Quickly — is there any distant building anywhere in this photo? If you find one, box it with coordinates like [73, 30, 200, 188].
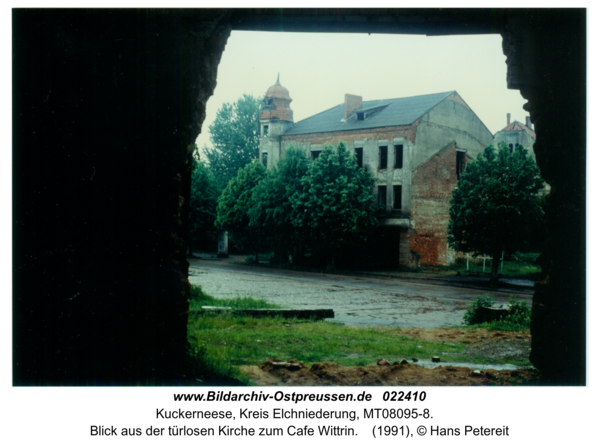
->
[494, 113, 549, 195]
[493, 113, 536, 152]
[258, 77, 494, 267]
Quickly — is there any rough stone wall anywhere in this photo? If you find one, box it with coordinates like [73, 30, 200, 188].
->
[501, 10, 586, 385]
[13, 9, 231, 384]
[408, 143, 460, 266]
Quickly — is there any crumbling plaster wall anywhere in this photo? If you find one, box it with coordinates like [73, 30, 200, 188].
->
[414, 97, 493, 168]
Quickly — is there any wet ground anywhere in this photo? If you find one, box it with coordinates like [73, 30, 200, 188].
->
[188, 257, 532, 328]
[240, 328, 535, 386]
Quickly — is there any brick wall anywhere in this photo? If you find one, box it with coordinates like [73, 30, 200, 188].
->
[260, 97, 293, 121]
[281, 123, 417, 147]
[409, 143, 460, 266]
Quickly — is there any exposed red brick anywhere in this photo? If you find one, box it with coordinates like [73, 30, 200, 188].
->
[409, 143, 462, 266]
[281, 123, 417, 147]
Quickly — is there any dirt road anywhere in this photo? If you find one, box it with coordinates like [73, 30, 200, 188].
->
[188, 258, 532, 328]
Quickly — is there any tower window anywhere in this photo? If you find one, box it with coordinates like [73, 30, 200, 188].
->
[355, 147, 363, 168]
[393, 185, 402, 209]
[262, 152, 268, 167]
[456, 151, 466, 178]
[378, 185, 386, 208]
[263, 125, 269, 136]
[379, 146, 388, 169]
[394, 144, 403, 169]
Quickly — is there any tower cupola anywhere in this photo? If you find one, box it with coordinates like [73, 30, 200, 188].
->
[261, 74, 293, 122]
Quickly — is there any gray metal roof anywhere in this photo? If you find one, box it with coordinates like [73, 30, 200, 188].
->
[283, 91, 455, 136]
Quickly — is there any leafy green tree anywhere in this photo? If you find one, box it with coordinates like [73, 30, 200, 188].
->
[447, 142, 545, 287]
[188, 157, 219, 255]
[291, 141, 379, 268]
[203, 94, 262, 191]
[249, 146, 310, 262]
[215, 160, 268, 257]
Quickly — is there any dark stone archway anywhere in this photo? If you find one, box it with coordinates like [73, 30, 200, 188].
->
[13, 9, 233, 384]
[501, 11, 586, 385]
[13, 8, 585, 385]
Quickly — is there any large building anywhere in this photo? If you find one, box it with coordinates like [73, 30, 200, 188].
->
[259, 78, 494, 267]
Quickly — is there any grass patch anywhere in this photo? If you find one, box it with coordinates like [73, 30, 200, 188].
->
[186, 286, 284, 383]
[188, 314, 467, 369]
[189, 285, 281, 311]
[187, 286, 531, 383]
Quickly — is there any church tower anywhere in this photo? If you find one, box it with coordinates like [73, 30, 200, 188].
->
[259, 74, 294, 169]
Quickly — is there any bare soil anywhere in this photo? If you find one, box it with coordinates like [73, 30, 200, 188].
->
[240, 327, 536, 386]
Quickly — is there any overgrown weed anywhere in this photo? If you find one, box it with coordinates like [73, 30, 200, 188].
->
[462, 295, 531, 331]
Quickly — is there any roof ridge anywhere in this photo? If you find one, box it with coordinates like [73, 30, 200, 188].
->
[498, 120, 536, 139]
[283, 91, 460, 136]
[361, 91, 455, 105]
[450, 91, 493, 136]
[296, 91, 456, 124]
[411, 90, 456, 124]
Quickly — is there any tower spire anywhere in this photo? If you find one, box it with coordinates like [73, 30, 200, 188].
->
[276, 72, 280, 85]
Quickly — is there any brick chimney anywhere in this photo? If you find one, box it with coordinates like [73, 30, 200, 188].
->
[507, 113, 511, 127]
[526, 116, 532, 129]
[344, 94, 363, 119]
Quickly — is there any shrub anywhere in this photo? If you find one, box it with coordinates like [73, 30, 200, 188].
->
[493, 297, 531, 330]
[462, 295, 495, 325]
[463, 295, 531, 331]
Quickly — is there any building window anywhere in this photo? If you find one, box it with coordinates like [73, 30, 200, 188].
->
[262, 152, 268, 167]
[393, 185, 402, 210]
[378, 185, 386, 208]
[357, 112, 364, 120]
[379, 146, 388, 169]
[509, 143, 514, 153]
[263, 125, 269, 136]
[311, 150, 321, 160]
[456, 151, 466, 178]
[394, 144, 403, 169]
[355, 147, 363, 168]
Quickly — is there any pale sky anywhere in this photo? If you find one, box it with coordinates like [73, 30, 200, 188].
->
[195, 30, 529, 154]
